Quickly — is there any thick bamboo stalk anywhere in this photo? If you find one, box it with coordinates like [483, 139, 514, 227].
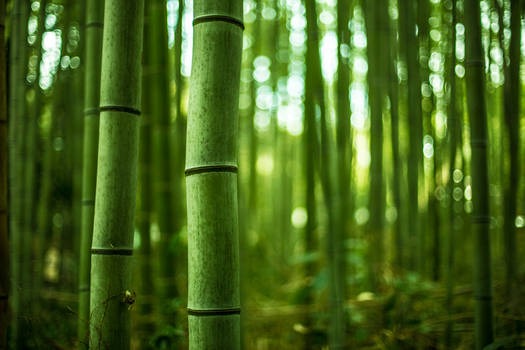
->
[78, 0, 104, 346]
[89, 0, 144, 348]
[464, 0, 494, 347]
[186, 0, 243, 347]
[0, 0, 7, 347]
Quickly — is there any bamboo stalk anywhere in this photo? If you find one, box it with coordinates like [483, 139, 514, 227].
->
[464, 0, 494, 347]
[89, 0, 144, 348]
[78, 0, 104, 346]
[186, 0, 243, 347]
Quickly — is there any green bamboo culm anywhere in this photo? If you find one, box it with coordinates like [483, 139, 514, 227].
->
[445, 1, 458, 347]
[144, 0, 178, 321]
[137, 46, 155, 347]
[502, 0, 521, 304]
[89, 0, 144, 348]
[78, 0, 104, 346]
[186, 0, 243, 348]
[464, 0, 494, 348]
[8, 0, 29, 348]
[0, 0, 7, 346]
[398, 0, 422, 271]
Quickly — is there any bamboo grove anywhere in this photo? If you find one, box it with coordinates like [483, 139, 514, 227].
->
[0, 0, 524, 349]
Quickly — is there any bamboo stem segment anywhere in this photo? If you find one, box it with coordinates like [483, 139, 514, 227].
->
[89, 0, 145, 348]
[186, 0, 243, 348]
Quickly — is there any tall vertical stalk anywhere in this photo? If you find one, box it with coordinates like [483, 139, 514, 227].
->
[502, 0, 521, 303]
[464, 0, 494, 347]
[386, 1, 402, 269]
[0, 0, 7, 346]
[137, 31, 155, 345]
[78, 0, 104, 346]
[445, 2, 457, 347]
[8, 0, 29, 347]
[363, 0, 385, 290]
[304, 0, 345, 346]
[398, 0, 422, 270]
[335, 0, 351, 292]
[89, 0, 144, 348]
[186, 0, 243, 348]
[146, 0, 178, 320]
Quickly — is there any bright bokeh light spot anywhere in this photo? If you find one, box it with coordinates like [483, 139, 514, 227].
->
[321, 31, 338, 81]
[257, 154, 274, 176]
[290, 14, 306, 31]
[42, 31, 59, 50]
[319, 11, 334, 25]
[291, 207, 307, 229]
[353, 56, 368, 75]
[386, 207, 397, 223]
[262, 7, 276, 20]
[464, 185, 472, 201]
[352, 31, 367, 49]
[515, 216, 525, 228]
[256, 86, 275, 110]
[45, 14, 57, 30]
[423, 135, 434, 158]
[453, 169, 463, 183]
[290, 31, 306, 47]
[255, 110, 271, 132]
[287, 75, 304, 98]
[355, 133, 370, 167]
[355, 207, 369, 226]
[430, 29, 441, 42]
[277, 103, 303, 136]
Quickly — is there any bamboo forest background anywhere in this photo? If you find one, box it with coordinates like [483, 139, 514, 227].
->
[1, 0, 525, 349]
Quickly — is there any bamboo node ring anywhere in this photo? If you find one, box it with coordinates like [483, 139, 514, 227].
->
[188, 307, 241, 316]
[193, 14, 245, 30]
[99, 105, 141, 116]
[185, 165, 238, 176]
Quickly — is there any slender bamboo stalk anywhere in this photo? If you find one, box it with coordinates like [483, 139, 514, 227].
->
[302, 7, 318, 347]
[145, 0, 178, 320]
[186, 0, 243, 347]
[137, 34, 155, 346]
[304, 0, 345, 346]
[464, 0, 494, 347]
[335, 0, 351, 292]
[363, 0, 385, 291]
[386, 2, 402, 270]
[398, 0, 422, 271]
[78, 0, 104, 346]
[445, 2, 457, 348]
[89, 0, 144, 348]
[502, 0, 521, 303]
[0, 0, 7, 347]
[8, 1, 29, 347]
